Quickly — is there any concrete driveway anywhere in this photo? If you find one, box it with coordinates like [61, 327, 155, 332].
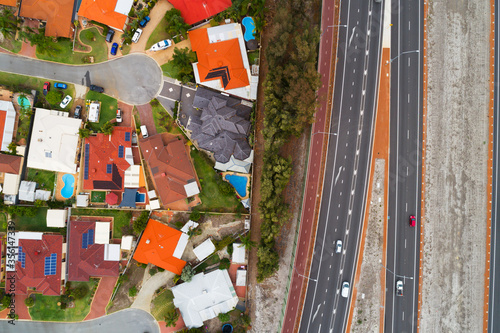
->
[0, 308, 159, 333]
[0, 53, 162, 105]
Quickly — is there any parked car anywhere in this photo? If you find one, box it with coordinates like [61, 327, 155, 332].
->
[409, 215, 416, 227]
[132, 28, 143, 43]
[140, 125, 149, 138]
[396, 280, 403, 296]
[116, 108, 122, 123]
[90, 85, 104, 93]
[43, 81, 50, 95]
[60, 95, 72, 108]
[110, 42, 118, 55]
[341, 281, 350, 298]
[54, 82, 67, 89]
[106, 28, 115, 42]
[74, 105, 82, 119]
[139, 16, 150, 27]
[335, 240, 342, 254]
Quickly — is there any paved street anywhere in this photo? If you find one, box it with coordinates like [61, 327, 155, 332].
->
[0, 53, 162, 105]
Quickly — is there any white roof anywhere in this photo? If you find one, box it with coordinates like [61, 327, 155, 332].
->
[148, 190, 157, 199]
[121, 235, 134, 251]
[18, 180, 36, 202]
[35, 189, 51, 201]
[181, 220, 199, 234]
[184, 181, 200, 197]
[88, 103, 100, 123]
[76, 194, 89, 207]
[241, 198, 250, 209]
[149, 199, 161, 210]
[236, 269, 247, 286]
[193, 239, 215, 261]
[172, 269, 238, 328]
[0, 101, 16, 152]
[232, 243, 245, 264]
[173, 233, 189, 259]
[27, 108, 82, 173]
[47, 209, 67, 228]
[214, 152, 253, 173]
[3, 173, 20, 195]
[104, 244, 121, 261]
[114, 0, 133, 15]
[17, 231, 43, 241]
[124, 164, 141, 188]
[95, 222, 110, 244]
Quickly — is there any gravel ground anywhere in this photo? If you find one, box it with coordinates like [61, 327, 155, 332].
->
[421, 0, 490, 331]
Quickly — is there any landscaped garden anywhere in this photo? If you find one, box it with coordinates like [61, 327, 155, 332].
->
[151, 99, 182, 134]
[71, 209, 132, 238]
[90, 191, 106, 203]
[13, 207, 50, 232]
[151, 289, 175, 321]
[26, 168, 56, 193]
[85, 91, 118, 132]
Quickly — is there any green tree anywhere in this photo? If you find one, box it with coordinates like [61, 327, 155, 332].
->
[218, 312, 230, 323]
[0, 8, 18, 38]
[71, 284, 89, 300]
[24, 296, 35, 307]
[171, 47, 197, 83]
[189, 209, 201, 221]
[219, 258, 230, 270]
[79, 127, 92, 139]
[164, 309, 179, 327]
[7, 142, 17, 155]
[100, 121, 115, 135]
[46, 90, 63, 106]
[181, 265, 194, 282]
[27, 28, 60, 57]
[128, 286, 137, 297]
[240, 233, 257, 250]
[133, 211, 149, 234]
[164, 8, 190, 38]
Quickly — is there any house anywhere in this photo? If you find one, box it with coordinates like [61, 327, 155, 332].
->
[139, 135, 199, 207]
[67, 219, 120, 281]
[27, 108, 82, 174]
[78, 0, 133, 32]
[133, 219, 188, 275]
[0, 0, 18, 7]
[189, 24, 258, 100]
[19, 0, 75, 38]
[83, 127, 134, 191]
[172, 269, 238, 328]
[168, 0, 231, 25]
[15, 232, 64, 296]
[0, 153, 23, 204]
[0, 101, 16, 152]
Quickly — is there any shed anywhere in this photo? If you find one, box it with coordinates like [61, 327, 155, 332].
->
[46, 209, 67, 228]
[184, 181, 200, 197]
[18, 181, 36, 202]
[232, 243, 245, 264]
[193, 239, 215, 261]
[236, 269, 247, 286]
[76, 194, 89, 207]
[149, 199, 160, 210]
[121, 235, 134, 251]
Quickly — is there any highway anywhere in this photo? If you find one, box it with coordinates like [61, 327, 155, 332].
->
[298, 0, 384, 332]
[384, 0, 423, 331]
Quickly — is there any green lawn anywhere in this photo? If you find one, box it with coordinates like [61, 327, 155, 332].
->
[26, 169, 56, 193]
[86, 91, 118, 132]
[152, 102, 182, 134]
[71, 209, 132, 238]
[91, 191, 106, 203]
[29, 280, 98, 321]
[151, 289, 175, 321]
[0, 213, 7, 230]
[121, 44, 131, 55]
[248, 50, 260, 65]
[145, 16, 172, 51]
[161, 62, 181, 80]
[190, 149, 243, 213]
[13, 207, 49, 231]
[0, 36, 22, 53]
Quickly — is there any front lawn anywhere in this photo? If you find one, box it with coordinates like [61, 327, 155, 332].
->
[151, 101, 182, 134]
[91, 191, 106, 203]
[145, 16, 172, 50]
[13, 207, 50, 232]
[26, 168, 56, 193]
[71, 209, 132, 238]
[161, 61, 181, 80]
[86, 91, 118, 132]
[29, 279, 98, 321]
[0, 36, 22, 53]
[151, 289, 175, 321]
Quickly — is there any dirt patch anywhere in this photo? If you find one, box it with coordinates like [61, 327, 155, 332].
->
[420, 0, 490, 331]
[108, 260, 146, 314]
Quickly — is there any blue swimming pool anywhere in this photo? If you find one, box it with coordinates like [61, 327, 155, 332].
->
[136, 192, 146, 203]
[61, 174, 75, 199]
[225, 174, 248, 198]
[242, 17, 256, 42]
[18, 96, 31, 109]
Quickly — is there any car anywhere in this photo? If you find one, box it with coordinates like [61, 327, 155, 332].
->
[60, 95, 72, 108]
[139, 16, 150, 27]
[43, 81, 50, 95]
[90, 85, 104, 93]
[409, 215, 416, 227]
[140, 125, 149, 138]
[341, 281, 350, 298]
[110, 42, 119, 56]
[74, 105, 82, 119]
[335, 240, 342, 254]
[396, 280, 403, 296]
[105, 28, 115, 43]
[116, 108, 122, 123]
[132, 28, 143, 43]
[54, 82, 67, 89]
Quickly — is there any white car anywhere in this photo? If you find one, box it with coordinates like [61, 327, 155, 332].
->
[150, 39, 173, 51]
[132, 28, 143, 43]
[335, 240, 342, 253]
[116, 108, 122, 123]
[60, 95, 72, 108]
[341, 281, 350, 298]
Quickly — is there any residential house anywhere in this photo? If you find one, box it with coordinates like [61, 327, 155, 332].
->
[168, 0, 231, 25]
[0, 101, 16, 152]
[0, 152, 23, 204]
[172, 269, 238, 328]
[19, 0, 75, 38]
[78, 0, 133, 32]
[139, 135, 199, 207]
[0, 0, 18, 7]
[133, 219, 188, 275]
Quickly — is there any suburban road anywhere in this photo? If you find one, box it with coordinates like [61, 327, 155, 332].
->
[298, 0, 384, 332]
[0, 308, 159, 333]
[384, 0, 423, 330]
[0, 53, 162, 105]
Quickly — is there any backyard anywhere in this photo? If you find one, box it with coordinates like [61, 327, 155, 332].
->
[13, 207, 57, 232]
[151, 289, 175, 321]
[151, 101, 182, 134]
[26, 168, 56, 193]
[86, 91, 118, 131]
[71, 208, 132, 238]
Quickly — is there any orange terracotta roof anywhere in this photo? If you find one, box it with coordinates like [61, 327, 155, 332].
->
[0, 0, 17, 7]
[78, 0, 128, 31]
[189, 28, 249, 90]
[168, 0, 231, 25]
[0, 153, 22, 174]
[133, 219, 186, 275]
[0, 109, 6, 150]
[20, 0, 74, 38]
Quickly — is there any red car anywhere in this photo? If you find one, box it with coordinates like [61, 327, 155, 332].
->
[409, 215, 416, 227]
[43, 82, 50, 96]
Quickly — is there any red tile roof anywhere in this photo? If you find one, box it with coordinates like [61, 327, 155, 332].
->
[0, 108, 6, 150]
[15, 234, 63, 296]
[168, 0, 231, 25]
[133, 219, 186, 274]
[67, 220, 119, 281]
[140, 135, 197, 206]
[0, 0, 18, 6]
[189, 28, 249, 90]
[0, 153, 22, 174]
[84, 127, 133, 191]
[19, 0, 74, 38]
[78, 0, 129, 31]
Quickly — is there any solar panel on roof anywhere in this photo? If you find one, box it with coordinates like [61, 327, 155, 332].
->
[44, 253, 57, 276]
[82, 233, 88, 249]
[106, 164, 112, 174]
[125, 132, 131, 141]
[84, 144, 90, 180]
[118, 145, 124, 158]
[88, 229, 94, 245]
[18, 246, 25, 268]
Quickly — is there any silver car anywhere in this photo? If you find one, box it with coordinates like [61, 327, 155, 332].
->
[335, 240, 342, 253]
[341, 281, 350, 298]
[60, 95, 72, 108]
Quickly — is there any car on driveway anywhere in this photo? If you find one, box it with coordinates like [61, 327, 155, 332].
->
[139, 16, 150, 27]
[335, 240, 342, 254]
[111, 42, 118, 55]
[396, 280, 404, 296]
[43, 81, 50, 95]
[54, 82, 67, 89]
[132, 28, 143, 43]
[116, 108, 122, 123]
[60, 95, 72, 108]
[106, 29, 115, 42]
[341, 281, 350, 298]
[90, 85, 104, 93]
[409, 215, 416, 227]
[74, 105, 81, 118]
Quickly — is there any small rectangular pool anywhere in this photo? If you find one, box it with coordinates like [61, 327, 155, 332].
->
[136, 192, 146, 203]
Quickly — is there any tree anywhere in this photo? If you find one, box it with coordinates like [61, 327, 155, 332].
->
[164, 309, 179, 327]
[79, 127, 92, 139]
[27, 28, 60, 57]
[133, 211, 149, 234]
[164, 9, 190, 38]
[171, 47, 197, 83]
[24, 296, 34, 307]
[71, 284, 89, 300]
[0, 8, 18, 38]
[181, 265, 194, 282]
[100, 121, 115, 135]
[240, 233, 257, 250]
[189, 209, 201, 221]
[219, 258, 230, 270]
[46, 90, 63, 106]
[7, 142, 17, 155]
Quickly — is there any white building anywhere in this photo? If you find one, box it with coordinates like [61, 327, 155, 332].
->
[0, 101, 16, 152]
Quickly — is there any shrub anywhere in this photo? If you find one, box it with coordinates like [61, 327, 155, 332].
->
[227, 243, 234, 256]
[71, 284, 89, 300]
[24, 295, 34, 308]
[128, 286, 138, 297]
[133, 211, 149, 234]
[219, 258, 230, 270]
[214, 236, 233, 251]
[189, 210, 201, 221]
[157, 267, 165, 272]
[149, 268, 157, 276]
[181, 265, 194, 282]
[218, 312, 230, 323]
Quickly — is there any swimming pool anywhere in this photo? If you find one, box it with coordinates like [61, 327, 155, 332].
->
[61, 174, 75, 199]
[225, 174, 248, 198]
[136, 192, 146, 203]
[242, 17, 256, 42]
[18, 96, 31, 109]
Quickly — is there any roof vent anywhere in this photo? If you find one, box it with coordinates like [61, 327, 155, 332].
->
[145, 239, 150, 244]
[161, 173, 166, 177]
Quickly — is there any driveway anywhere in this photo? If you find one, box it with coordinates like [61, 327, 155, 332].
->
[0, 53, 162, 105]
[0, 308, 159, 333]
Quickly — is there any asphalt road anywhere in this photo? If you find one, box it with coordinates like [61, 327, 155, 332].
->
[384, 0, 423, 331]
[298, 0, 384, 332]
[0, 53, 162, 105]
[0, 308, 159, 333]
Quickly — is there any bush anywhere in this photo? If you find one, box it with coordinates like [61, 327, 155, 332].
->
[227, 243, 234, 256]
[189, 210, 201, 221]
[149, 268, 158, 276]
[157, 267, 165, 272]
[214, 236, 233, 251]
[133, 211, 149, 234]
[218, 312, 230, 323]
[71, 284, 89, 300]
[218, 180, 234, 195]
[128, 286, 138, 297]
[24, 296, 34, 307]
[219, 258, 230, 270]
[181, 265, 194, 282]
